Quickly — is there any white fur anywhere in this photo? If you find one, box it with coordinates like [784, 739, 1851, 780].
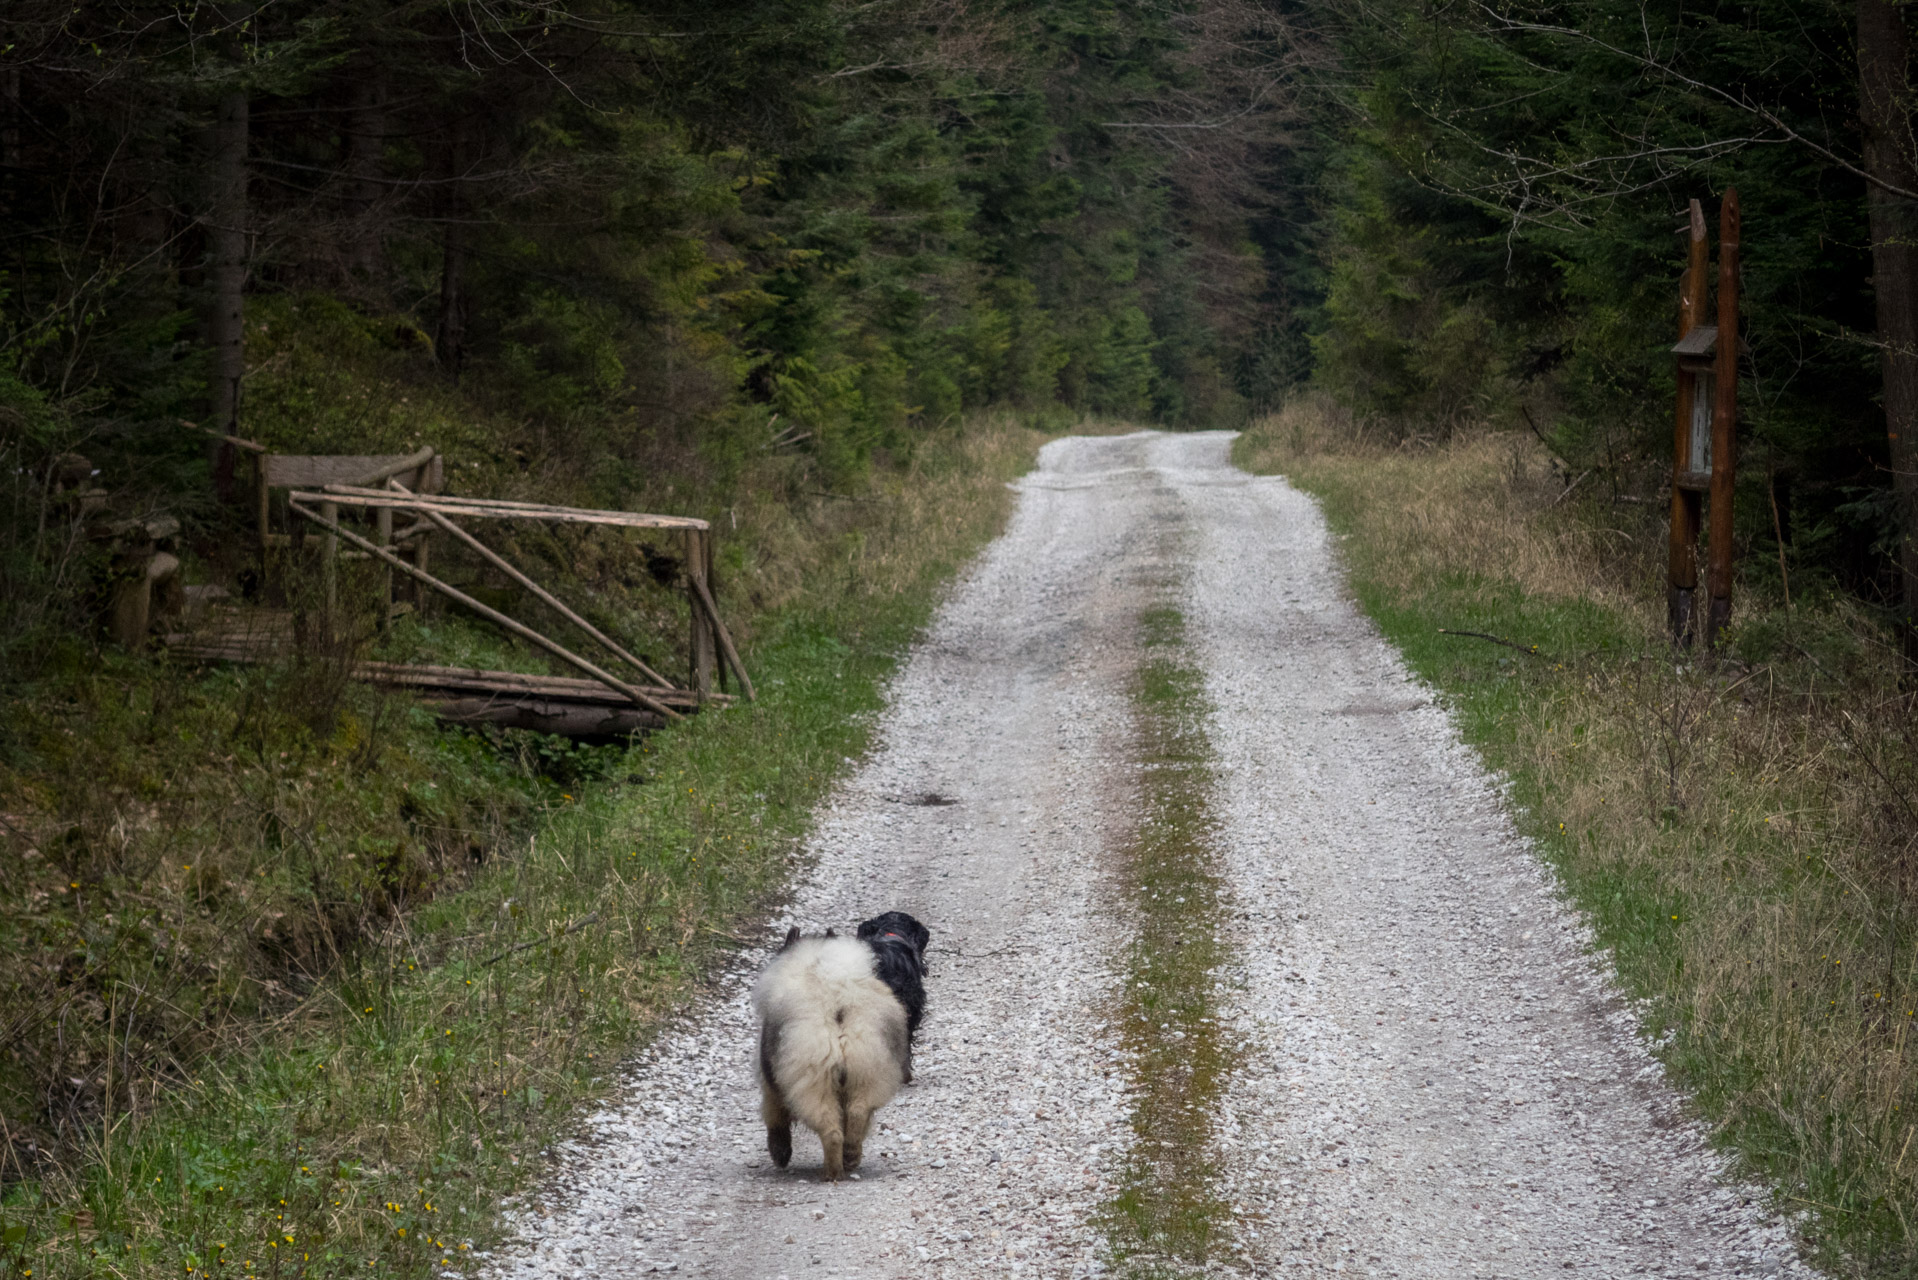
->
[753, 936, 908, 1178]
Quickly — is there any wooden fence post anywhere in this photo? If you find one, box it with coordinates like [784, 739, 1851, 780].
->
[1668, 199, 1709, 646]
[320, 498, 339, 617]
[1706, 189, 1741, 648]
[685, 527, 715, 700]
[375, 502, 394, 624]
[255, 452, 272, 590]
[705, 528, 725, 694]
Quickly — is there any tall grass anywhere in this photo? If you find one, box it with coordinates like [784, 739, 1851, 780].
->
[0, 416, 1043, 1279]
[1237, 395, 1918, 1277]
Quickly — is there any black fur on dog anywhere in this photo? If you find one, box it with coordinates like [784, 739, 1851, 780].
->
[856, 911, 930, 1078]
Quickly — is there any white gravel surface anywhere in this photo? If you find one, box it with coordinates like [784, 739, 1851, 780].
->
[480, 431, 1818, 1280]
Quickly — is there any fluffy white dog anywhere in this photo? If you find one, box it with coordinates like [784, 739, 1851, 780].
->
[752, 924, 918, 1180]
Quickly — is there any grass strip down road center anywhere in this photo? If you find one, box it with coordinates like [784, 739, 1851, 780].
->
[1103, 602, 1236, 1274]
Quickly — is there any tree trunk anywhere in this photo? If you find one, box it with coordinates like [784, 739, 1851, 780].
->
[207, 88, 249, 493]
[345, 70, 386, 278]
[1668, 199, 1708, 646]
[1859, 0, 1918, 667]
[435, 117, 467, 377]
[1, 69, 19, 220]
[1706, 190, 1741, 648]
[437, 219, 466, 376]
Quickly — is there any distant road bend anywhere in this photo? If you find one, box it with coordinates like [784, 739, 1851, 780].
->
[485, 432, 1814, 1280]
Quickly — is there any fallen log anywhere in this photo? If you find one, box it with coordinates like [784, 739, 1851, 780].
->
[159, 642, 719, 710]
[423, 696, 665, 737]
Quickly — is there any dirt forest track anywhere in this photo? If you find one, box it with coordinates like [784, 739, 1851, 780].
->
[481, 432, 1817, 1280]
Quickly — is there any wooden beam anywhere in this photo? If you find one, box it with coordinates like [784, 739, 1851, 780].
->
[196, 424, 269, 453]
[310, 486, 708, 531]
[287, 499, 683, 721]
[375, 499, 394, 616]
[320, 499, 339, 614]
[1668, 197, 1709, 647]
[684, 527, 715, 699]
[161, 643, 714, 708]
[688, 571, 756, 701]
[265, 452, 441, 491]
[256, 452, 271, 583]
[354, 661, 706, 706]
[347, 447, 436, 489]
[1707, 190, 1741, 649]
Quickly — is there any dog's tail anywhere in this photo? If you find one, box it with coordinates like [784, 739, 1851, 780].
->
[763, 994, 902, 1126]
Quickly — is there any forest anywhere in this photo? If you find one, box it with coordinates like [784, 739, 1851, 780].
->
[6, 0, 1918, 1274]
[5, 0, 1907, 659]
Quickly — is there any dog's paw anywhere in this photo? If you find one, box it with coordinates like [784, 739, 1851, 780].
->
[767, 1125, 793, 1168]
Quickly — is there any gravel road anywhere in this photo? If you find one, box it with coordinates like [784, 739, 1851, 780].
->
[482, 431, 1817, 1280]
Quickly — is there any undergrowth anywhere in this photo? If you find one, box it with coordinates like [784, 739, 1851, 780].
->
[1235, 395, 1918, 1277]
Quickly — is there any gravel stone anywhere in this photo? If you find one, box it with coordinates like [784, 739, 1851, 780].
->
[481, 431, 1821, 1280]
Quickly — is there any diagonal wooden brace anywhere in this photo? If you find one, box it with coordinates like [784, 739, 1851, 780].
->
[688, 571, 756, 702]
[384, 479, 681, 691]
[288, 499, 682, 722]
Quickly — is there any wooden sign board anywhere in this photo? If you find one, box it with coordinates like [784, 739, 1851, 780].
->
[1667, 191, 1741, 649]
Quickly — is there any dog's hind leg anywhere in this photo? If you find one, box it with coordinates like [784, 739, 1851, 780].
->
[759, 1025, 793, 1168]
[818, 1067, 848, 1181]
[818, 1122, 845, 1182]
[843, 1102, 872, 1172]
[762, 1089, 793, 1169]
[890, 1018, 913, 1086]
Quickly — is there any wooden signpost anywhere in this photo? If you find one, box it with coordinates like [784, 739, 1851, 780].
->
[1667, 189, 1741, 649]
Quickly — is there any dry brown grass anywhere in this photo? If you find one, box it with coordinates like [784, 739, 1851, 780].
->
[1238, 394, 1918, 1275]
[1238, 393, 1655, 613]
[714, 414, 1049, 635]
